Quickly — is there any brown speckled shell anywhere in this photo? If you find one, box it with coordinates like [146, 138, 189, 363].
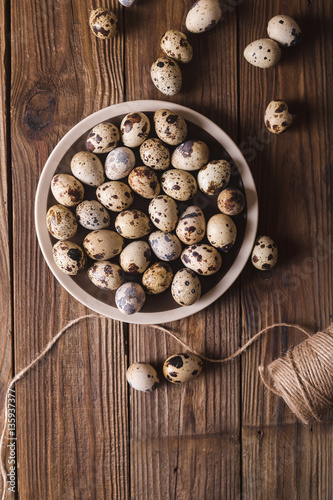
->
[88, 261, 124, 290]
[176, 206, 206, 245]
[264, 100, 292, 135]
[161, 169, 197, 201]
[46, 205, 78, 240]
[89, 8, 118, 40]
[83, 230, 124, 261]
[115, 209, 152, 239]
[163, 353, 203, 384]
[128, 166, 161, 199]
[140, 138, 170, 171]
[96, 181, 134, 212]
[171, 268, 201, 306]
[85, 122, 120, 154]
[51, 174, 84, 207]
[150, 57, 182, 96]
[171, 140, 209, 171]
[126, 362, 159, 392]
[217, 188, 245, 216]
[160, 30, 193, 64]
[52, 240, 86, 275]
[251, 235, 278, 270]
[76, 200, 110, 230]
[181, 243, 222, 276]
[142, 262, 173, 295]
[154, 109, 187, 146]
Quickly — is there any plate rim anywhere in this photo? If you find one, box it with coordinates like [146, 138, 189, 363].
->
[35, 99, 258, 325]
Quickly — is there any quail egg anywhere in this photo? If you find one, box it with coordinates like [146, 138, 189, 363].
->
[181, 243, 222, 275]
[163, 353, 203, 384]
[52, 240, 86, 275]
[140, 138, 170, 171]
[154, 109, 187, 146]
[142, 262, 173, 295]
[186, 0, 222, 34]
[88, 261, 124, 290]
[115, 209, 152, 239]
[244, 38, 281, 68]
[161, 169, 197, 201]
[115, 282, 146, 315]
[86, 122, 120, 154]
[160, 30, 193, 64]
[198, 160, 231, 196]
[171, 140, 209, 171]
[119, 241, 151, 275]
[96, 181, 134, 212]
[118, 0, 139, 5]
[128, 166, 161, 199]
[76, 200, 110, 230]
[83, 230, 124, 260]
[51, 174, 84, 207]
[126, 362, 159, 392]
[264, 100, 292, 134]
[89, 8, 118, 39]
[148, 231, 182, 261]
[251, 235, 278, 270]
[207, 214, 237, 252]
[120, 112, 150, 148]
[217, 188, 245, 216]
[105, 147, 136, 180]
[151, 57, 182, 96]
[46, 205, 78, 241]
[70, 151, 105, 187]
[148, 195, 178, 232]
[171, 268, 201, 306]
[267, 15, 301, 47]
[176, 206, 205, 245]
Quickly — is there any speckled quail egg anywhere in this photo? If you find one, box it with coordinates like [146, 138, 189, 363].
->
[267, 15, 301, 47]
[46, 205, 78, 241]
[244, 38, 281, 68]
[154, 109, 187, 146]
[86, 122, 120, 154]
[83, 230, 124, 260]
[96, 181, 134, 212]
[198, 160, 231, 196]
[148, 231, 182, 261]
[128, 166, 161, 199]
[126, 362, 159, 393]
[89, 8, 118, 39]
[140, 138, 170, 171]
[52, 241, 86, 275]
[76, 200, 110, 230]
[148, 195, 178, 232]
[118, 0, 139, 6]
[51, 174, 84, 207]
[105, 147, 136, 180]
[181, 244, 222, 275]
[120, 112, 150, 148]
[217, 188, 245, 216]
[264, 100, 292, 134]
[171, 268, 201, 306]
[115, 209, 152, 239]
[88, 261, 124, 290]
[160, 30, 193, 64]
[207, 214, 237, 252]
[70, 151, 105, 187]
[163, 353, 203, 384]
[119, 241, 151, 275]
[186, 0, 222, 34]
[161, 169, 197, 201]
[176, 206, 205, 245]
[142, 262, 173, 295]
[172, 140, 209, 171]
[115, 282, 146, 315]
[151, 57, 182, 96]
[251, 235, 278, 270]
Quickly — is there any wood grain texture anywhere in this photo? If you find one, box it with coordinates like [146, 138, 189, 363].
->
[239, 1, 333, 498]
[125, 2, 241, 498]
[10, 0, 128, 498]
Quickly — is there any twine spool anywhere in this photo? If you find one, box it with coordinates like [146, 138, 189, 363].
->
[1, 316, 333, 499]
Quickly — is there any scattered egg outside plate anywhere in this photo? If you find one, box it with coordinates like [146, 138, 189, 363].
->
[35, 100, 258, 325]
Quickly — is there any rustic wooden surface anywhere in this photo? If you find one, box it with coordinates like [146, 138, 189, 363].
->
[0, 0, 332, 499]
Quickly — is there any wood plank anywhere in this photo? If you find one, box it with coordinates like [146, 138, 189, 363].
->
[239, 0, 333, 498]
[125, 2, 241, 498]
[10, 0, 128, 498]
[0, 0, 14, 498]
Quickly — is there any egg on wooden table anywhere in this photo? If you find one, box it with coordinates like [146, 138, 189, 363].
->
[161, 169, 197, 201]
[89, 8, 118, 39]
[207, 214, 237, 252]
[160, 30, 193, 64]
[46, 205, 78, 241]
[217, 188, 245, 216]
[70, 151, 105, 187]
[140, 138, 170, 171]
[142, 262, 173, 295]
[96, 181, 134, 212]
[126, 362, 159, 392]
[83, 230, 124, 260]
[119, 240, 151, 275]
[148, 231, 182, 261]
[85, 122, 120, 154]
[251, 235, 278, 270]
[120, 112, 150, 148]
[171, 268, 201, 306]
[115, 282, 146, 315]
[267, 15, 301, 47]
[148, 195, 179, 232]
[171, 140, 209, 171]
[163, 353, 203, 384]
[75, 200, 110, 230]
[52, 240, 87, 275]
[264, 100, 292, 134]
[181, 243, 222, 275]
[176, 206, 206, 245]
[197, 159, 231, 196]
[244, 39, 281, 68]
[186, 0, 222, 34]
[118, 0, 139, 6]
[51, 174, 84, 207]
[151, 57, 182, 96]
[154, 109, 187, 146]
[128, 166, 161, 199]
[115, 209, 152, 239]
[105, 147, 136, 180]
[88, 261, 124, 290]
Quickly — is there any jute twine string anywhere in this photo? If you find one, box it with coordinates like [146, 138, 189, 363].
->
[1, 315, 333, 499]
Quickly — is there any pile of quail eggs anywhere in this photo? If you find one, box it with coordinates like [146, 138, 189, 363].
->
[47, 108, 251, 316]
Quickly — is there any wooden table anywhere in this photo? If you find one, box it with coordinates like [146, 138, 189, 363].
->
[1, 0, 332, 498]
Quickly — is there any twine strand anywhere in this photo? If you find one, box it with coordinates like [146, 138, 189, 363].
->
[1, 315, 333, 500]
